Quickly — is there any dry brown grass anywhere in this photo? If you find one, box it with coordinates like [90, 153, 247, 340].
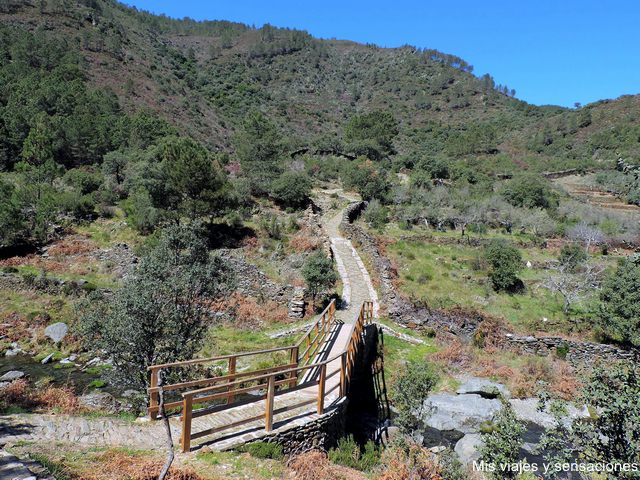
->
[212, 292, 290, 328]
[289, 229, 322, 253]
[47, 236, 97, 257]
[374, 445, 442, 480]
[286, 451, 367, 480]
[430, 339, 474, 369]
[77, 451, 204, 480]
[0, 379, 79, 413]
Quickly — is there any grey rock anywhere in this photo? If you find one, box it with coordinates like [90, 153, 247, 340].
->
[5, 348, 21, 357]
[421, 393, 502, 434]
[456, 377, 511, 399]
[0, 370, 25, 381]
[41, 353, 54, 364]
[78, 392, 120, 412]
[454, 433, 483, 465]
[44, 322, 68, 343]
[509, 398, 588, 429]
[121, 389, 141, 398]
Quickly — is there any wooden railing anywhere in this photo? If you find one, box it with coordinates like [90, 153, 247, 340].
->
[147, 299, 374, 452]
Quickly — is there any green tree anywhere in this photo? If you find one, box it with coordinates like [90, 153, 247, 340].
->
[558, 243, 588, 272]
[479, 404, 525, 480]
[79, 224, 233, 389]
[598, 256, 640, 346]
[344, 110, 398, 161]
[0, 179, 26, 247]
[269, 171, 312, 210]
[341, 157, 390, 201]
[234, 111, 283, 195]
[484, 240, 523, 292]
[501, 174, 557, 209]
[391, 360, 439, 434]
[301, 251, 337, 306]
[21, 115, 56, 166]
[158, 136, 228, 220]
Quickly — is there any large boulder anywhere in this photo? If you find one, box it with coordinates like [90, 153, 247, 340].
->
[421, 393, 502, 434]
[454, 433, 483, 465]
[44, 322, 68, 343]
[0, 370, 25, 382]
[456, 377, 511, 399]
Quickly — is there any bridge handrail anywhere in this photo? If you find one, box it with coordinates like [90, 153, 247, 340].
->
[149, 299, 374, 452]
[147, 299, 338, 419]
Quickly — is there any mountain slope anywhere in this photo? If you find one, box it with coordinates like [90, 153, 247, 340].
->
[0, 0, 638, 174]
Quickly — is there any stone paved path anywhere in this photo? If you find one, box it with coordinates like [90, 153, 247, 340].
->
[0, 197, 378, 455]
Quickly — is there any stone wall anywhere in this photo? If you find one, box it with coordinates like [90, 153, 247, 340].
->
[503, 333, 639, 365]
[340, 201, 640, 365]
[241, 399, 348, 454]
[217, 249, 295, 306]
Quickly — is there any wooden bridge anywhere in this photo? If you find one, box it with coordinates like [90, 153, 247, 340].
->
[147, 299, 375, 452]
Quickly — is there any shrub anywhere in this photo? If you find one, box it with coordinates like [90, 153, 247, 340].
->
[364, 199, 389, 230]
[302, 251, 338, 305]
[270, 171, 312, 209]
[479, 403, 524, 479]
[327, 436, 380, 471]
[238, 441, 284, 460]
[484, 240, 523, 292]
[391, 360, 439, 433]
[598, 256, 640, 347]
[501, 174, 557, 209]
[558, 243, 587, 271]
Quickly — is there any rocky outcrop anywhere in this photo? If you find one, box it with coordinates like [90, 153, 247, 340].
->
[44, 322, 68, 343]
[421, 393, 502, 435]
[456, 377, 511, 399]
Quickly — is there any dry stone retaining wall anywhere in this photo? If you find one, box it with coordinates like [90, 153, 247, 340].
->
[240, 399, 348, 454]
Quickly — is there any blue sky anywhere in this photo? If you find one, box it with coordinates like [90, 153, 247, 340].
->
[123, 0, 639, 107]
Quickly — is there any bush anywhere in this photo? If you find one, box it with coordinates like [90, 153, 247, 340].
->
[269, 171, 312, 209]
[302, 251, 338, 305]
[484, 240, 523, 292]
[364, 199, 388, 230]
[501, 174, 557, 209]
[598, 256, 640, 346]
[479, 403, 524, 479]
[238, 441, 284, 460]
[558, 243, 587, 271]
[391, 360, 439, 433]
[327, 436, 380, 471]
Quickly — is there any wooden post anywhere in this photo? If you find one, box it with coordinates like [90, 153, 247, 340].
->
[149, 367, 159, 420]
[305, 335, 311, 362]
[227, 356, 236, 404]
[317, 363, 326, 414]
[265, 375, 275, 432]
[340, 352, 347, 397]
[289, 347, 299, 388]
[181, 395, 193, 453]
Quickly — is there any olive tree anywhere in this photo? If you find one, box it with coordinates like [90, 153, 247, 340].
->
[79, 224, 233, 389]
